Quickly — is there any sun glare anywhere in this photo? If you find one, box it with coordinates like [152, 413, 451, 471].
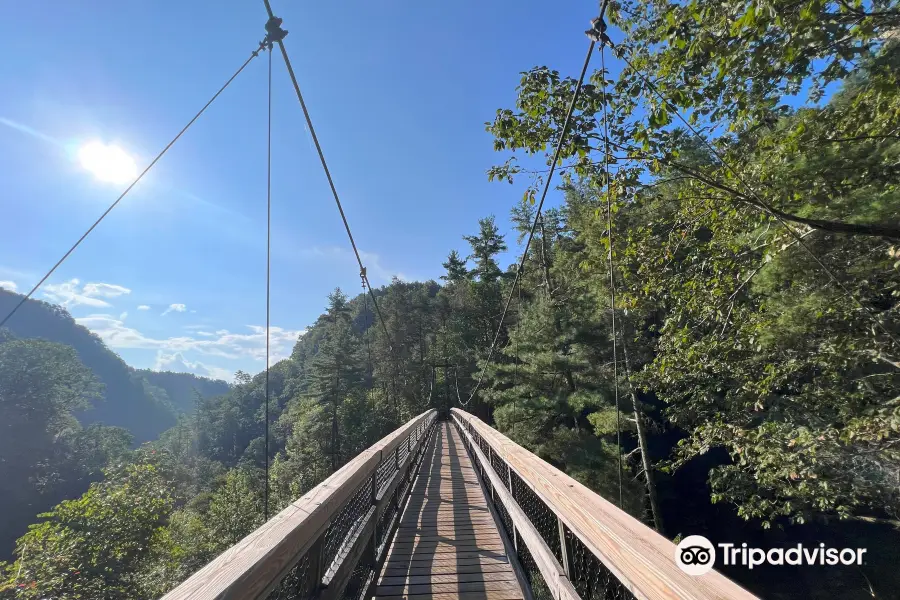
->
[77, 141, 138, 184]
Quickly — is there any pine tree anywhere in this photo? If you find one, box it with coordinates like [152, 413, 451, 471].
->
[441, 250, 469, 283]
[463, 216, 507, 282]
[305, 289, 366, 472]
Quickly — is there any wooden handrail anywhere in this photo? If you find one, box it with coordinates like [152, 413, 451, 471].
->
[453, 414, 580, 600]
[162, 409, 438, 600]
[451, 408, 757, 600]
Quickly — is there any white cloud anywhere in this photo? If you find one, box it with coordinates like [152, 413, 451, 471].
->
[153, 351, 234, 382]
[0, 116, 61, 147]
[137, 305, 150, 311]
[43, 278, 131, 308]
[119, 311, 128, 320]
[0, 280, 17, 292]
[82, 282, 131, 299]
[75, 314, 305, 364]
[161, 303, 187, 316]
[301, 246, 408, 284]
[196, 331, 215, 337]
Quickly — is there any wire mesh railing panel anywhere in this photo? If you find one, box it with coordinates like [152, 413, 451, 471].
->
[494, 493, 514, 540]
[566, 523, 635, 600]
[322, 478, 373, 570]
[517, 537, 554, 600]
[490, 449, 510, 489]
[397, 439, 411, 465]
[377, 485, 399, 549]
[341, 553, 375, 600]
[375, 451, 397, 494]
[482, 470, 494, 500]
[265, 552, 314, 600]
[510, 470, 562, 562]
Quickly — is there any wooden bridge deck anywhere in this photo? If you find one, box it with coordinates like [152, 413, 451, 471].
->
[375, 422, 525, 600]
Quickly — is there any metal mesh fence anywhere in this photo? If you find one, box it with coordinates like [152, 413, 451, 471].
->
[377, 485, 399, 549]
[267, 552, 314, 600]
[494, 493, 514, 541]
[322, 478, 373, 572]
[510, 470, 562, 562]
[341, 552, 375, 600]
[566, 525, 635, 600]
[490, 449, 510, 489]
[375, 450, 397, 494]
[517, 537, 554, 600]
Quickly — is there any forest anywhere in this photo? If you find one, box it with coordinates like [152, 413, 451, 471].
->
[1, 1, 899, 598]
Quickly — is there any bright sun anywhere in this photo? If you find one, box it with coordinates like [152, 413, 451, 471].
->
[77, 141, 138, 184]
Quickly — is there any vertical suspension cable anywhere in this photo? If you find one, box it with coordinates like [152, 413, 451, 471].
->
[264, 44, 273, 521]
[362, 276, 373, 376]
[513, 275, 521, 439]
[600, 43, 624, 510]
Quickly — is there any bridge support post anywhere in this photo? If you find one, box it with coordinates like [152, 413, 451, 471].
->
[557, 517, 574, 579]
[308, 535, 326, 598]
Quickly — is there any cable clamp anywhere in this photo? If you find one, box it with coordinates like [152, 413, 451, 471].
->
[360, 267, 368, 289]
[586, 16, 610, 46]
[263, 16, 289, 49]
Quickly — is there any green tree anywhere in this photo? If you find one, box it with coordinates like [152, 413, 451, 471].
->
[1, 461, 176, 599]
[441, 250, 470, 283]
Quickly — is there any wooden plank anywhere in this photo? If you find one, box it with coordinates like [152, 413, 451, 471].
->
[397, 519, 496, 528]
[391, 534, 502, 546]
[403, 504, 490, 510]
[379, 562, 514, 579]
[379, 572, 519, 587]
[376, 579, 523, 596]
[394, 526, 500, 538]
[399, 518, 494, 525]
[389, 541, 503, 553]
[383, 555, 509, 569]
[401, 512, 491, 520]
[452, 409, 757, 600]
[161, 410, 436, 600]
[376, 422, 524, 600]
[374, 591, 524, 600]
[385, 545, 507, 557]
[394, 526, 501, 536]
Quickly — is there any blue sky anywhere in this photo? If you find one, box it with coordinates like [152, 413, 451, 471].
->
[0, 1, 602, 381]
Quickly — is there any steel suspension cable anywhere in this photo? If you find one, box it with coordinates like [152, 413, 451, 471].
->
[0, 48, 264, 329]
[459, 33, 599, 406]
[513, 282, 521, 438]
[264, 44, 273, 522]
[609, 45, 900, 349]
[599, 43, 624, 510]
[261, 0, 395, 353]
[362, 277, 374, 376]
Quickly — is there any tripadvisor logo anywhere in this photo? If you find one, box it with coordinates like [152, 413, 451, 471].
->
[675, 535, 867, 575]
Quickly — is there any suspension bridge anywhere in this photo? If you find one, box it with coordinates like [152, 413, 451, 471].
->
[2, 0, 822, 597]
[161, 410, 755, 600]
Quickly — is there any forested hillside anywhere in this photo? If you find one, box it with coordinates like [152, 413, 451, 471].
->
[1, 2, 899, 598]
[135, 370, 230, 415]
[0, 293, 229, 557]
[0, 290, 228, 441]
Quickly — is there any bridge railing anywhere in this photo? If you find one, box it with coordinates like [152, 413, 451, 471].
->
[451, 408, 757, 600]
[163, 409, 439, 600]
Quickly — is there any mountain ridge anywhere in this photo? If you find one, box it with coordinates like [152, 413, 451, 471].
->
[0, 289, 230, 442]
